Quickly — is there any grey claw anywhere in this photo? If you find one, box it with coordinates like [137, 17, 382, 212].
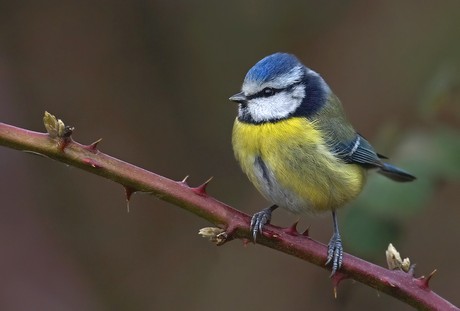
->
[326, 233, 343, 276]
[249, 208, 273, 243]
[257, 219, 262, 235]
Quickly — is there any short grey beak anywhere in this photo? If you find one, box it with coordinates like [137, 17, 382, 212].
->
[229, 92, 247, 104]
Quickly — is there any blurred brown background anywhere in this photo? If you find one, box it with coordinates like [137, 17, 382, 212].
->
[1, 1, 459, 310]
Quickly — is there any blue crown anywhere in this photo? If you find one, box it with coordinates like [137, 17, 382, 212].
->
[244, 53, 301, 83]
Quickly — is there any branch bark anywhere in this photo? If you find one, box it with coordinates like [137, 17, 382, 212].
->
[0, 119, 457, 311]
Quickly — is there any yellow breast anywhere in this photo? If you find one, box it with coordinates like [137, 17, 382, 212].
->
[232, 117, 366, 213]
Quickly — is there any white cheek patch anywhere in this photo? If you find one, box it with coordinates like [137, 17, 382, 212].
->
[247, 85, 305, 122]
[291, 84, 305, 99]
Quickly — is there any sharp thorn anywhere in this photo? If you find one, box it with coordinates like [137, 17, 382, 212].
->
[330, 271, 348, 298]
[302, 225, 310, 236]
[419, 269, 437, 289]
[85, 138, 103, 153]
[179, 175, 190, 186]
[202, 176, 213, 188]
[192, 176, 213, 196]
[124, 186, 136, 213]
[427, 269, 437, 283]
[283, 219, 299, 236]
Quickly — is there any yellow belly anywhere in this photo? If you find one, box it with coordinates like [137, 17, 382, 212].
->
[232, 117, 366, 214]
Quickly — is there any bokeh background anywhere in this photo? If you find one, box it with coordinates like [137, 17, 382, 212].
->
[1, 1, 459, 310]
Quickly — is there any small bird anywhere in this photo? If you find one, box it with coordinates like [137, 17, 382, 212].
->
[229, 52, 415, 275]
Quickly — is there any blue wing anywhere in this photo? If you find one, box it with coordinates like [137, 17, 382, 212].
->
[330, 134, 416, 182]
[331, 134, 383, 168]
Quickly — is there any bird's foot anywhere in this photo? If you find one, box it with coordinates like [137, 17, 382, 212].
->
[326, 232, 343, 276]
[250, 207, 274, 242]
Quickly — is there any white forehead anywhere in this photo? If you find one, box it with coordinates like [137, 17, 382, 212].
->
[242, 65, 306, 95]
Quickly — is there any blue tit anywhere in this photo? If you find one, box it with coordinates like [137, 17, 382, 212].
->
[229, 52, 415, 275]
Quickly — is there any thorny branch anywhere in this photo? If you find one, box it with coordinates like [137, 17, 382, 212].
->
[0, 114, 457, 311]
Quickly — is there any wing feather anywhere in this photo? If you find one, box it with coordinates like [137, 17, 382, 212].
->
[330, 134, 383, 168]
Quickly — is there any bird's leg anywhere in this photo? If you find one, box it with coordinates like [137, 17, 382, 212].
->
[250, 204, 278, 242]
[326, 210, 343, 276]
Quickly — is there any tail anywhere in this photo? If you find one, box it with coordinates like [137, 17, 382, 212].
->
[378, 163, 416, 182]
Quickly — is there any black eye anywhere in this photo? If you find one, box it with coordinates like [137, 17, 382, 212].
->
[262, 87, 275, 97]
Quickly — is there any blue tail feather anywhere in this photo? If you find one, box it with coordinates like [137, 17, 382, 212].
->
[378, 163, 416, 182]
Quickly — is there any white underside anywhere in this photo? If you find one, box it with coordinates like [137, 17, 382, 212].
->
[252, 156, 316, 215]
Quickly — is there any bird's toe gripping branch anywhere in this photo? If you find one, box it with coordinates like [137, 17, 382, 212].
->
[326, 232, 343, 277]
[249, 205, 277, 242]
[250, 210, 270, 242]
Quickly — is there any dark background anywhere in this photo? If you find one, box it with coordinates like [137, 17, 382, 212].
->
[1, 1, 459, 310]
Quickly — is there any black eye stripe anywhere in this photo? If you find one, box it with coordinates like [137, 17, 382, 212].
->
[246, 82, 302, 100]
[246, 88, 279, 100]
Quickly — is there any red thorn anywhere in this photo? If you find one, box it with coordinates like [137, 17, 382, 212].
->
[192, 177, 213, 196]
[331, 271, 348, 298]
[418, 269, 437, 289]
[282, 220, 299, 236]
[242, 238, 251, 246]
[302, 225, 311, 236]
[124, 186, 136, 213]
[82, 158, 102, 168]
[425, 269, 437, 287]
[125, 186, 135, 201]
[84, 138, 102, 153]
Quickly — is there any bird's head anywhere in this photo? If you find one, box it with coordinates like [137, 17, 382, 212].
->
[230, 52, 330, 124]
